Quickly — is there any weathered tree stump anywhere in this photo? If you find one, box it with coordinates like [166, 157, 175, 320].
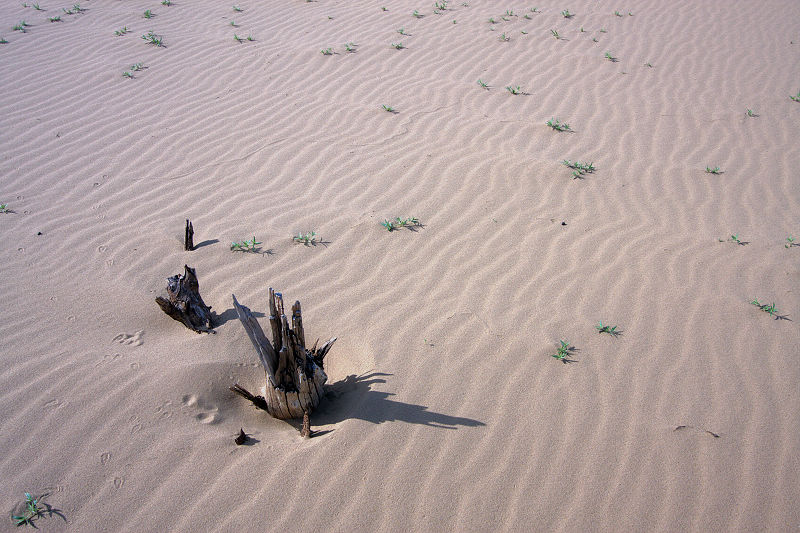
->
[230, 289, 336, 419]
[155, 265, 214, 333]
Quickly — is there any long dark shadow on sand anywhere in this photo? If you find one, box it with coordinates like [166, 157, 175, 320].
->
[314, 372, 485, 430]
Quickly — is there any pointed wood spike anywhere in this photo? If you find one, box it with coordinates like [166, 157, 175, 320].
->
[184, 219, 194, 251]
[268, 288, 281, 354]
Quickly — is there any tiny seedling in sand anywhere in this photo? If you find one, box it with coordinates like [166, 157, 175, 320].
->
[595, 321, 620, 336]
[750, 299, 778, 317]
[247, 35, 254, 41]
[592, 37, 598, 42]
[546, 118, 570, 131]
[13, 22, 28, 32]
[233, 5, 243, 11]
[562, 160, 595, 174]
[397, 28, 408, 35]
[391, 42, 404, 49]
[320, 47, 333, 55]
[382, 217, 421, 231]
[580, 26, 584, 32]
[122, 71, 134, 78]
[72, 3, 83, 12]
[530, 7, 539, 13]
[344, 42, 356, 52]
[561, 9, 573, 18]
[505, 85, 521, 95]
[114, 26, 129, 35]
[551, 340, 574, 362]
[231, 236, 261, 252]
[412, 10, 423, 18]
[600, 28, 607, 33]
[0, 203, 10, 213]
[48, 15, 60, 21]
[644, 61, 652, 67]
[499, 32, 509, 41]
[550, 29, 560, 39]
[786, 236, 796, 248]
[477, 79, 489, 89]
[789, 91, 800, 102]
[604, 51, 617, 62]
[143, 9, 153, 18]
[130, 62, 144, 71]
[505, 9, 515, 16]
[293, 231, 318, 245]
[382, 104, 396, 113]
[142, 30, 164, 46]
[0, 37, 7, 43]
[523, 14, 531, 19]
[520, 30, 528, 34]
[233, 34, 244, 42]
[32, 3, 42, 9]
[381, 6, 388, 11]
[162, 0, 172, 5]
[12, 493, 43, 527]
[614, 10, 622, 16]
[705, 166, 722, 174]
[488, 17, 497, 24]
[746, 109, 756, 117]
[722, 233, 744, 245]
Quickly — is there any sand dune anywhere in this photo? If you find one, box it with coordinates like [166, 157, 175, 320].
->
[1, 0, 799, 530]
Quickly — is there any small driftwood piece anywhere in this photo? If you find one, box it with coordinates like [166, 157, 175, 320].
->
[184, 219, 194, 251]
[230, 290, 336, 419]
[155, 265, 214, 333]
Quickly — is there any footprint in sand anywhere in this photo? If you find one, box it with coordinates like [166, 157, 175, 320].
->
[95, 353, 121, 367]
[113, 477, 124, 489]
[113, 330, 144, 346]
[100, 452, 111, 465]
[181, 394, 221, 424]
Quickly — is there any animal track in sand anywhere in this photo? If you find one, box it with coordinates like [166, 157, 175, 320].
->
[95, 353, 121, 367]
[100, 451, 111, 465]
[181, 394, 221, 424]
[44, 398, 63, 409]
[113, 330, 144, 346]
[113, 477, 125, 489]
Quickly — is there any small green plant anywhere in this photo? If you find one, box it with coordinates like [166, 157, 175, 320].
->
[381, 6, 388, 10]
[523, 13, 531, 19]
[477, 79, 489, 89]
[550, 29, 560, 39]
[72, 3, 83, 12]
[320, 47, 333, 54]
[412, 10, 423, 17]
[143, 9, 153, 18]
[595, 321, 620, 336]
[32, 3, 42, 9]
[293, 231, 318, 245]
[580, 26, 584, 32]
[397, 28, 408, 35]
[0, 203, 10, 212]
[551, 340, 574, 362]
[114, 26, 128, 35]
[435, 1, 448, 10]
[62, 7, 72, 14]
[122, 71, 134, 78]
[546, 118, 570, 131]
[12, 493, 43, 527]
[142, 30, 163, 46]
[789, 90, 800, 102]
[247, 35, 254, 41]
[382, 217, 421, 231]
[561, 160, 595, 174]
[723, 233, 744, 245]
[530, 7, 539, 13]
[231, 236, 261, 252]
[344, 42, 356, 52]
[705, 166, 722, 174]
[614, 10, 622, 16]
[0, 37, 7, 43]
[382, 104, 396, 112]
[644, 61, 652, 67]
[233, 5, 243, 11]
[233, 34, 244, 42]
[48, 15, 60, 21]
[560, 9, 573, 18]
[604, 51, 617, 61]
[499, 32, 509, 41]
[391, 42, 404, 49]
[505, 85, 521, 95]
[161, 0, 172, 5]
[599, 28, 607, 33]
[13, 22, 27, 32]
[750, 299, 778, 317]
[505, 9, 514, 16]
[488, 17, 497, 23]
[785, 236, 796, 248]
[130, 62, 144, 71]
[230, 20, 238, 26]
[745, 108, 756, 117]
[592, 37, 598, 42]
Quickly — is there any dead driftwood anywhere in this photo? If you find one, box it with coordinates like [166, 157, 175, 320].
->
[230, 289, 336, 419]
[184, 219, 194, 251]
[155, 265, 214, 333]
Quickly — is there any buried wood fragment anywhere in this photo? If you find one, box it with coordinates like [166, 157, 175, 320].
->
[155, 265, 214, 333]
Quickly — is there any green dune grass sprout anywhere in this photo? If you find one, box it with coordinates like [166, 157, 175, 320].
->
[560, 9, 573, 18]
[550, 29, 560, 39]
[561, 160, 595, 174]
[505, 85, 521, 94]
[12, 493, 43, 527]
[382, 217, 421, 231]
[48, 15, 60, 21]
[233, 5, 243, 11]
[142, 30, 163, 46]
[551, 340, 574, 362]
[705, 166, 722, 174]
[293, 231, 318, 245]
[231, 236, 261, 252]
[790, 90, 800, 102]
[477, 79, 489, 89]
[546, 118, 570, 131]
[391, 42, 404, 49]
[143, 9, 153, 18]
[595, 322, 620, 336]
[0, 203, 10, 213]
[750, 299, 778, 317]
[114, 26, 128, 35]
[785, 236, 796, 248]
[320, 47, 333, 54]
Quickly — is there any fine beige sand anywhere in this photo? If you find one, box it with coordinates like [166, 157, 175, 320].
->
[1, 0, 799, 530]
